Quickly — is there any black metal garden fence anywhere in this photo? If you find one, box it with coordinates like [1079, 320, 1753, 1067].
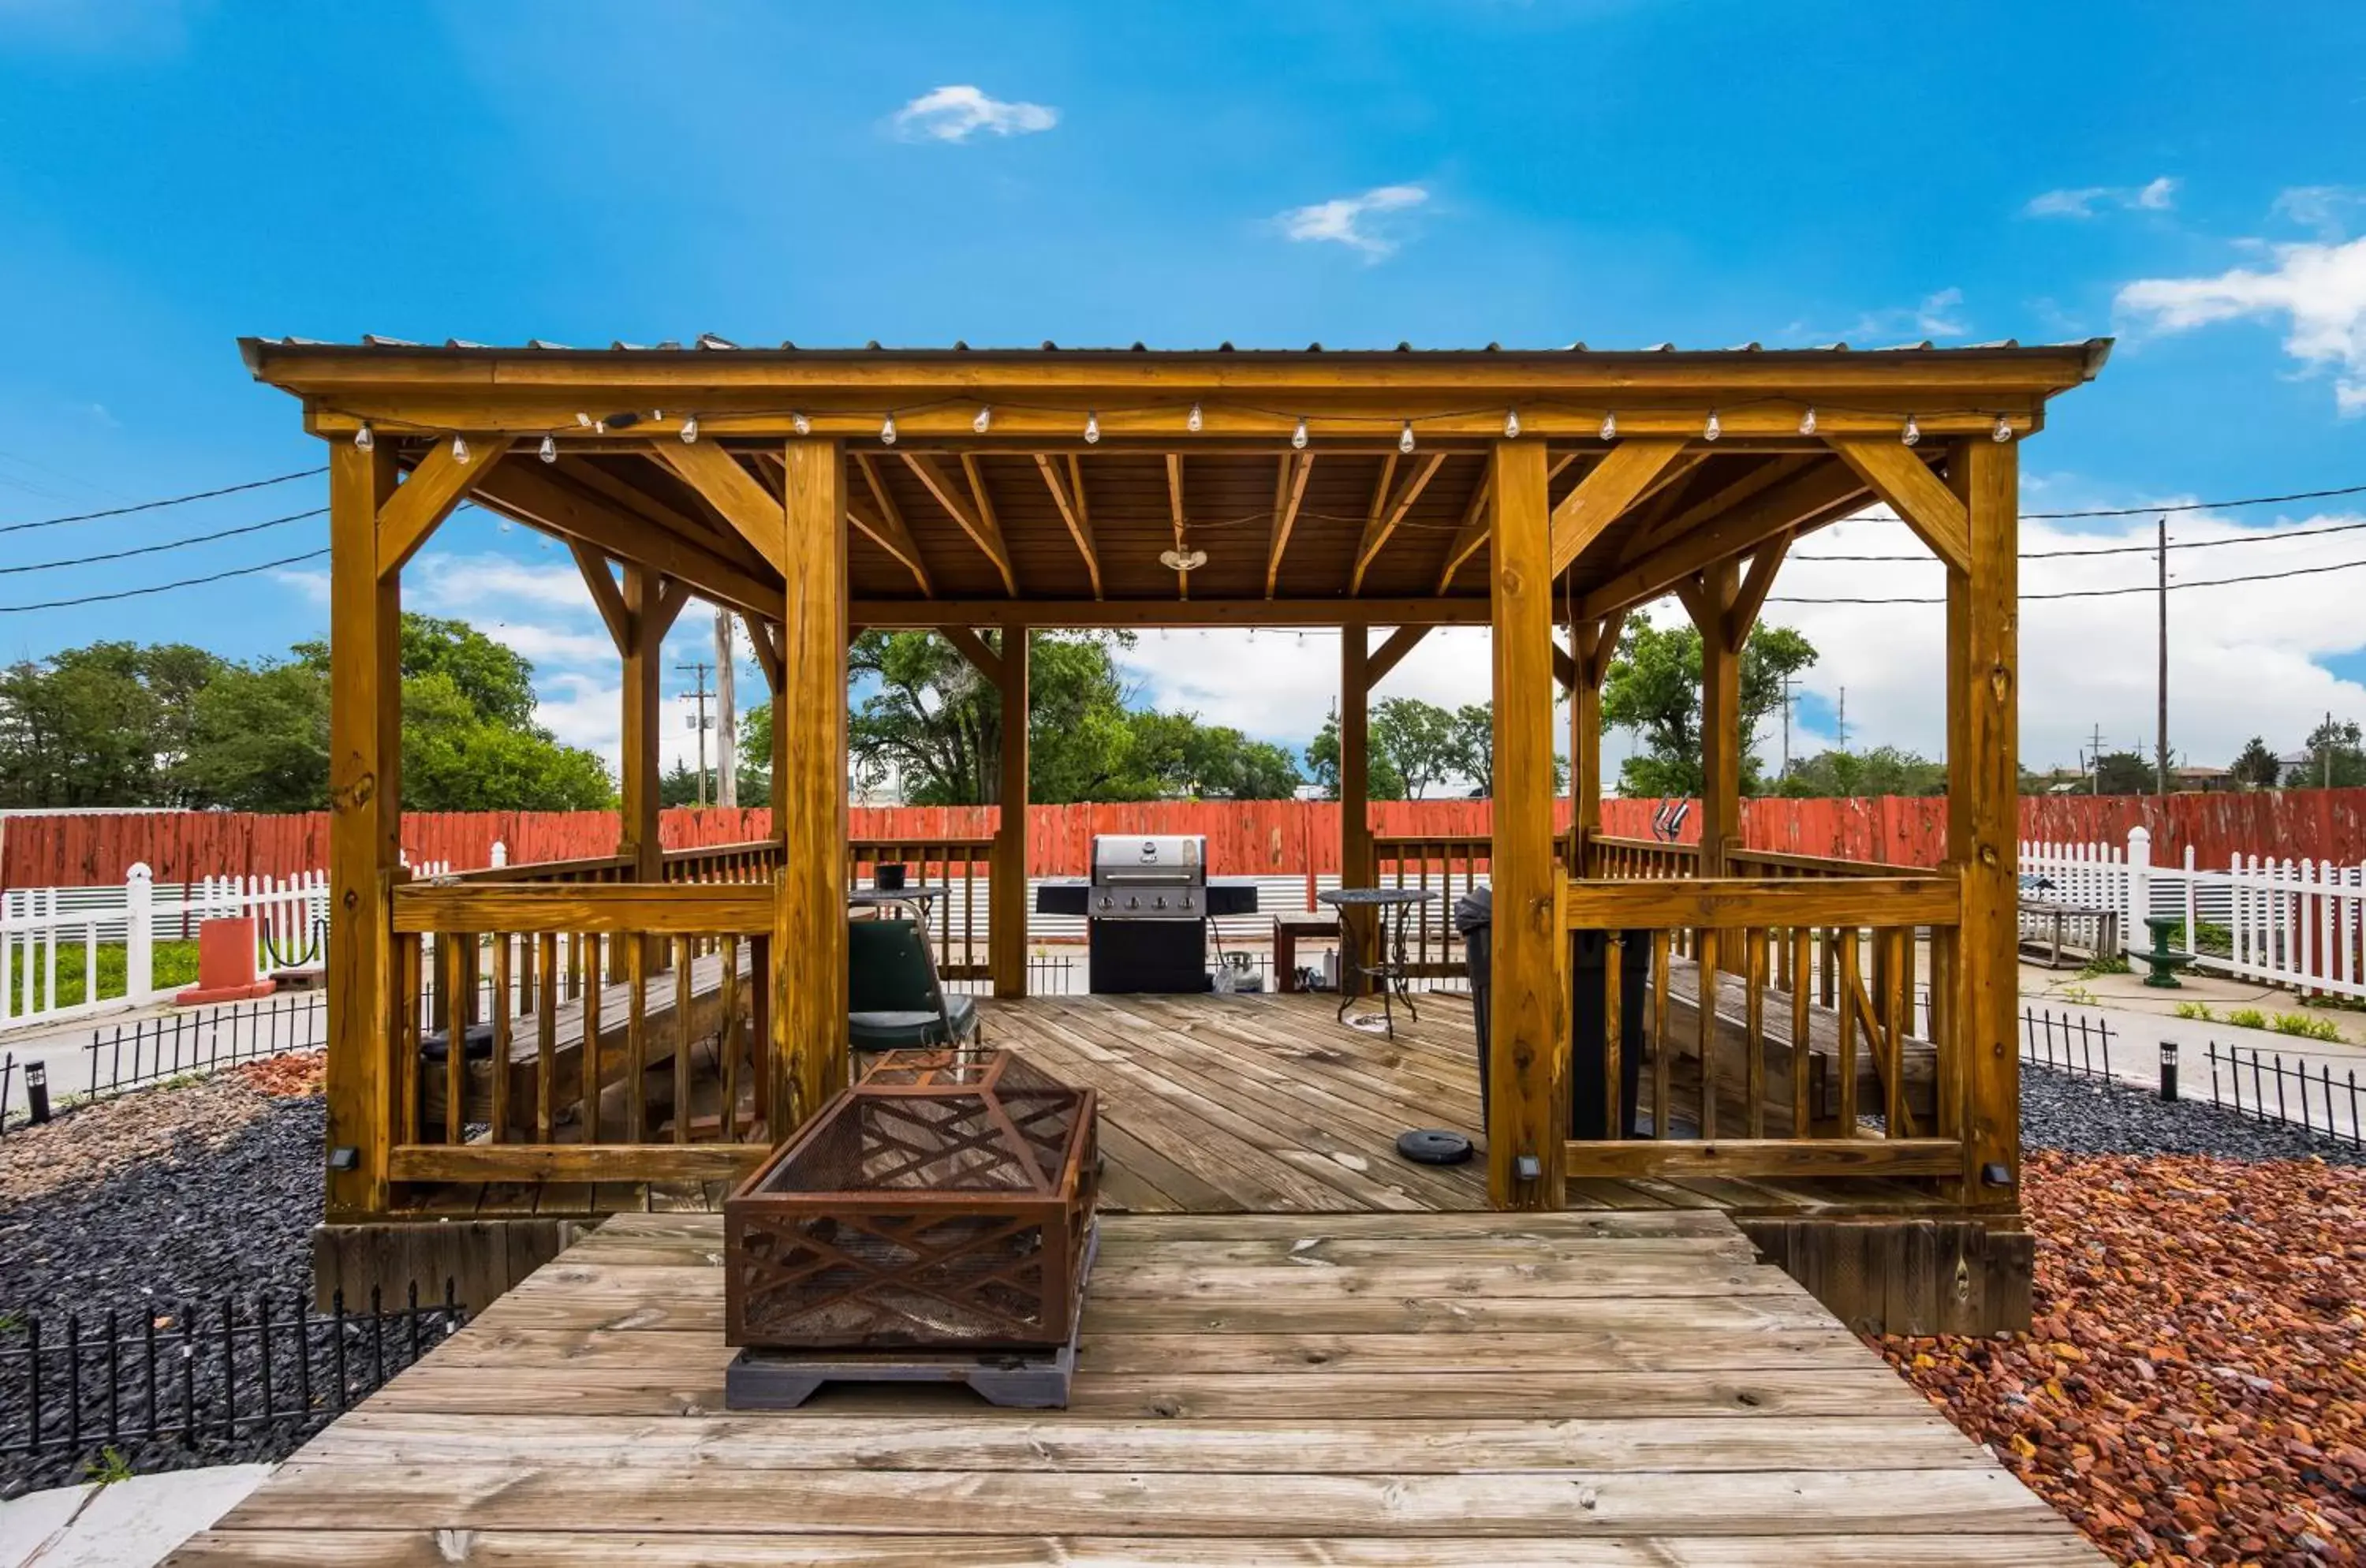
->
[2021, 1005, 2118, 1081]
[1, 1281, 465, 1467]
[2203, 1041, 2364, 1151]
[83, 992, 324, 1104]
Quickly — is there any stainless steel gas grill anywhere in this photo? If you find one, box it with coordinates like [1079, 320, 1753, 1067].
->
[1036, 834, 1259, 992]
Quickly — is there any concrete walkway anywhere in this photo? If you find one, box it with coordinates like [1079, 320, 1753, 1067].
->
[1, 1465, 273, 1568]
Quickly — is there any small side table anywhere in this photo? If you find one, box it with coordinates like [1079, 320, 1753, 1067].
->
[1272, 913, 1342, 993]
[1317, 887, 1437, 1040]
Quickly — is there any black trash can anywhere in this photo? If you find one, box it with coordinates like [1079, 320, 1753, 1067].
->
[1458, 888, 1645, 1139]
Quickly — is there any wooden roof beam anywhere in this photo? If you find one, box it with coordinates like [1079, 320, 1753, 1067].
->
[746, 617, 783, 692]
[1351, 452, 1446, 594]
[567, 541, 632, 655]
[649, 442, 788, 577]
[1366, 625, 1431, 685]
[1726, 533, 1792, 645]
[937, 625, 1004, 683]
[1035, 454, 1101, 597]
[849, 454, 935, 596]
[568, 456, 773, 581]
[376, 435, 512, 579]
[1826, 438, 1969, 571]
[853, 595, 1492, 629]
[1549, 439, 1692, 576]
[1166, 454, 1190, 600]
[468, 459, 778, 619]
[901, 452, 1018, 595]
[1574, 461, 1871, 623]
[1265, 452, 1312, 599]
[1435, 453, 1578, 592]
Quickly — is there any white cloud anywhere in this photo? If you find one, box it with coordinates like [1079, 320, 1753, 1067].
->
[1274, 185, 1429, 260]
[2117, 235, 2366, 414]
[274, 568, 329, 607]
[1814, 288, 1971, 346]
[2272, 185, 2366, 237]
[2023, 176, 2178, 219]
[892, 85, 1057, 143]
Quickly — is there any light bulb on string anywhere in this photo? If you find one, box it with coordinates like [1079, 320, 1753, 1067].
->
[1084, 411, 1101, 444]
[1398, 421, 1416, 455]
[352, 423, 374, 451]
[1992, 415, 2013, 443]
[1703, 412, 1721, 442]
[538, 435, 558, 464]
[972, 406, 992, 435]
[1901, 414, 1920, 446]
[593, 419, 607, 435]
[679, 416, 699, 444]
[1504, 409, 1521, 439]
[791, 413, 811, 436]
[1599, 412, 1617, 441]
[879, 413, 898, 446]
[575, 413, 594, 428]
[1291, 417, 1309, 450]
[451, 435, 471, 463]
[1798, 407, 1817, 436]
[1186, 402, 1204, 434]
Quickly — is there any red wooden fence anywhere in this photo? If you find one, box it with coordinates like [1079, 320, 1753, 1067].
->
[6, 790, 2364, 889]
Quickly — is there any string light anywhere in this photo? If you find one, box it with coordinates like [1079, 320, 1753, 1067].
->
[575, 413, 593, 428]
[352, 423, 374, 451]
[679, 416, 699, 444]
[1084, 411, 1101, 444]
[879, 413, 898, 446]
[792, 413, 811, 435]
[972, 406, 992, 435]
[1599, 412, 1617, 441]
[1993, 414, 2013, 443]
[1901, 414, 1920, 446]
[1291, 417, 1309, 450]
[538, 435, 558, 464]
[1398, 421, 1416, 455]
[1504, 409, 1521, 439]
[1703, 412, 1721, 442]
[593, 419, 607, 435]
[1798, 407, 1817, 436]
[1186, 402, 1204, 434]
[450, 435, 471, 463]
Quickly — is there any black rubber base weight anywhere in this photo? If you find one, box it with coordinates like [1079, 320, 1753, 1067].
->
[1395, 1128, 1475, 1165]
[726, 1224, 1097, 1411]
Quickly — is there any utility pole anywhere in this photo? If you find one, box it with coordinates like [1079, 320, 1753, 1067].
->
[1834, 686, 1848, 753]
[1779, 674, 1800, 778]
[2327, 709, 2337, 791]
[2086, 723, 2107, 795]
[676, 660, 714, 808]
[713, 611, 737, 808]
[2156, 517, 2170, 796]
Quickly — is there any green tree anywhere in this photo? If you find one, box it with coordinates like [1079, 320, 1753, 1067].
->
[175, 658, 331, 811]
[2289, 717, 2366, 788]
[2229, 735, 2280, 789]
[1775, 745, 1946, 798]
[1305, 707, 1408, 801]
[1599, 620, 1817, 797]
[1121, 712, 1304, 799]
[1371, 696, 1460, 800]
[0, 642, 223, 807]
[2090, 750, 2156, 795]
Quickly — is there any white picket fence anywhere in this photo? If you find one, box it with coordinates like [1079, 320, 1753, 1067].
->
[2021, 827, 2366, 999]
[0, 861, 449, 1032]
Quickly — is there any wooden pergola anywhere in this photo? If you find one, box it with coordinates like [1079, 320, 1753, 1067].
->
[243, 335, 2105, 1259]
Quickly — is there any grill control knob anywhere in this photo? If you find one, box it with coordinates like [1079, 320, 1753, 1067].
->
[1127, 894, 1139, 909]
[1155, 894, 1167, 909]
[1095, 893, 1112, 911]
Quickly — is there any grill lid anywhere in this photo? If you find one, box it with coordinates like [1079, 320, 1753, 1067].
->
[1092, 834, 1206, 885]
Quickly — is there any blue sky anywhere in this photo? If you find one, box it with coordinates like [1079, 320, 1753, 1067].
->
[4, 1, 2365, 779]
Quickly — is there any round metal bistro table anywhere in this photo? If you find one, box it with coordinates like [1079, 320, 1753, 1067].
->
[1316, 887, 1438, 1041]
[848, 886, 941, 942]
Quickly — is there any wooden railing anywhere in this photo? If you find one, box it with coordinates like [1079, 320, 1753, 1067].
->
[1585, 835, 1703, 880]
[385, 883, 778, 1189]
[1560, 872, 1965, 1182]
[663, 839, 784, 883]
[1372, 834, 1490, 977]
[850, 835, 995, 982]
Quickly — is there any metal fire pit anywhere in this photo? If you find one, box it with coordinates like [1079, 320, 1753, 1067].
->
[723, 1047, 1098, 1352]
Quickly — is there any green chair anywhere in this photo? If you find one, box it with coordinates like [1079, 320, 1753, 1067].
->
[847, 917, 980, 1052]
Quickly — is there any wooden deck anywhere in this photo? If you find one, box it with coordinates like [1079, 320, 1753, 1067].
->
[185, 1207, 2099, 1565]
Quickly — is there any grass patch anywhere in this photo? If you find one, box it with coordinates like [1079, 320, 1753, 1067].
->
[2077, 953, 2132, 979]
[2226, 1006, 2268, 1030]
[2, 939, 199, 1013]
[82, 1446, 133, 1484]
[2172, 1000, 2216, 1021]
[2162, 919, 2234, 958]
[2269, 1010, 2345, 1042]
[2060, 984, 2098, 1006]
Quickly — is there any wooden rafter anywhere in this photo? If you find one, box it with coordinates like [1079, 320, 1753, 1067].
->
[1034, 454, 1101, 597]
[1549, 439, 1692, 576]
[650, 442, 789, 577]
[376, 435, 512, 579]
[849, 454, 934, 596]
[1613, 454, 1814, 568]
[1573, 459, 1868, 623]
[901, 453, 1018, 595]
[468, 460, 775, 619]
[1265, 452, 1312, 599]
[937, 625, 1003, 683]
[1366, 625, 1431, 685]
[567, 541, 632, 655]
[569, 455, 772, 581]
[745, 616, 783, 692]
[1351, 452, 1446, 595]
[1726, 532, 1793, 645]
[1435, 453, 1578, 592]
[1166, 454, 1189, 600]
[854, 595, 1492, 629]
[1826, 438, 1969, 571]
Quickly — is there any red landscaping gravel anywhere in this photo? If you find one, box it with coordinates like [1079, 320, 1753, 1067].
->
[1879, 1151, 2366, 1566]
[233, 1049, 325, 1097]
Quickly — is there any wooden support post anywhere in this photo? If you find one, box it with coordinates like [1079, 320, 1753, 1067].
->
[991, 625, 1030, 998]
[1338, 622, 1374, 996]
[618, 564, 664, 885]
[1487, 440, 1566, 1210]
[1686, 560, 1743, 877]
[326, 442, 399, 1221]
[1567, 612, 1623, 875]
[1949, 439, 2020, 1208]
[774, 437, 850, 1131]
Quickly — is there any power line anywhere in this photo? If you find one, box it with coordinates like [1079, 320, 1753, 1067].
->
[1796, 515, 2366, 562]
[1771, 554, 2366, 605]
[0, 548, 328, 614]
[0, 507, 325, 577]
[0, 468, 326, 536]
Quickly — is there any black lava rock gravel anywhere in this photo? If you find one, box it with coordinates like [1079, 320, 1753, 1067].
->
[2021, 1061, 2365, 1166]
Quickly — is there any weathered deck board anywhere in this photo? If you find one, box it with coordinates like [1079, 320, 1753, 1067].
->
[180, 1210, 2099, 1566]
